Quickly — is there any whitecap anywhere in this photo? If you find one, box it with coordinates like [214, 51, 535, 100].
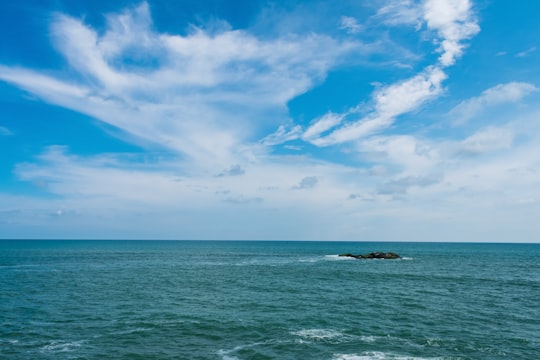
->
[217, 349, 241, 360]
[298, 256, 323, 263]
[324, 255, 356, 261]
[292, 328, 345, 341]
[294, 328, 342, 339]
[333, 353, 386, 360]
[359, 335, 377, 343]
[218, 340, 280, 360]
[40, 340, 84, 353]
[333, 352, 445, 360]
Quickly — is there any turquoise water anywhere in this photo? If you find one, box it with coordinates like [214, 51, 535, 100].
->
[1, 240, 538, 359]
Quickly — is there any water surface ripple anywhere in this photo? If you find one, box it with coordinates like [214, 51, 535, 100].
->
[1, 240, 538, 359]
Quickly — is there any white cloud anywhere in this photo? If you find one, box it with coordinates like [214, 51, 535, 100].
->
[456, 126, 514, 156]
[450, 82, 537, 125]
[340, 16, 363, 34]
[302, 112, 344, 141]
[377, 0, 479, 67]
[0, 66, 88, 100]
[5, 114, 540, 241]
[0, 0, 479, 155]
[0, 2, 355, 169]
[377, 174, 440, 195]
[3, 1, 540, 242]
[358, 134, 439, 174]
[443, 140, 540, 197]
[376, 0, 423, 28]
[0, 126, 13, 136]
[13, 146, 347, 208]
[305, 66, 447, 146]
[373, 66, 447, 118]
[261, 125, 302, 146]
[292, 0, 478, 147]
[516, 46, 537, 58]
[423, 0, 480, 67]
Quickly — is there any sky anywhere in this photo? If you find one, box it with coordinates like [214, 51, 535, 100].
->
[1, 0, 539, 241]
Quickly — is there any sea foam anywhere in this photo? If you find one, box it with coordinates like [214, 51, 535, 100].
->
[333, 352, 445, 360]
[293, 328, 345, 340]
[40, 340, 84, 353]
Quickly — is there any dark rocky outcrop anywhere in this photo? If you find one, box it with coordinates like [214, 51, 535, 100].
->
[339, 252, 401, 259]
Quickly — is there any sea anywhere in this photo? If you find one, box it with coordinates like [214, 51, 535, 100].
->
[0, 240, 538, 359]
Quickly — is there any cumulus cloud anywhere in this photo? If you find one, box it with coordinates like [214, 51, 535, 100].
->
[378, 0, 479, 67]
[423, 0, 480, 67]
[450, 82, 537, 125]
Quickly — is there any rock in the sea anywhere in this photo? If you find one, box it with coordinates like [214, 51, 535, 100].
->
[338, 252, 400, 259]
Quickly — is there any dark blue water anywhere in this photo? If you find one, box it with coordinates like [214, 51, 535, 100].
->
[1, 241, 538, 359]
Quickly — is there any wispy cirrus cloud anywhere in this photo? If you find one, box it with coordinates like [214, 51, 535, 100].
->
[0, 1, 480, 157]
[0, 126, 13, 136]
[0, 2, 355, 170]
[376, 0, 422, 28]
[277, 0, 480, 147]
[302, 66, 447, 146]
[515, 46, 537, 58]
[450, 82, 537, 125]
[340, 16, 363, 34]
[456, 126, 514, 156]
[2, 0, 540, 241]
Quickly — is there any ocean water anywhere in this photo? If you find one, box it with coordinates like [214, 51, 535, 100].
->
[0, 241, 538, 359]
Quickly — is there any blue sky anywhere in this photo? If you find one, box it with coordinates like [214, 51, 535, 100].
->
[1, 0, 539, 241]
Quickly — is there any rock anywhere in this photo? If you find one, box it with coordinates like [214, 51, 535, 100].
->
[338, 252, 400, 259]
